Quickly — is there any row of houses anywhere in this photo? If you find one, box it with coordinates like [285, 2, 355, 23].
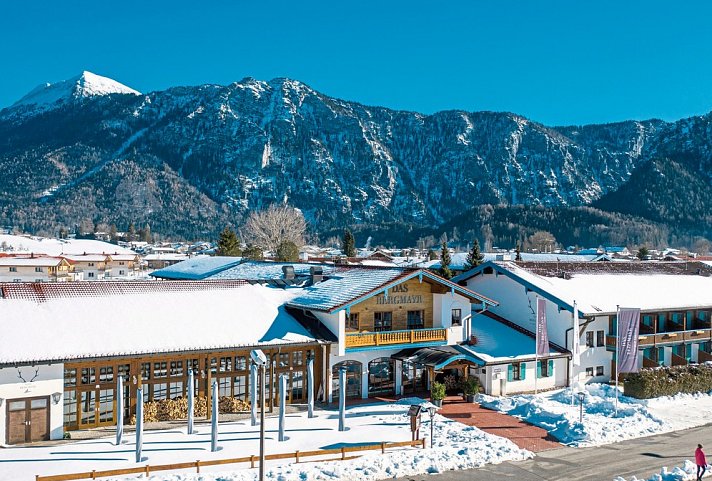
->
[0, 254, 141, 282]
[1, 258, 711, 445]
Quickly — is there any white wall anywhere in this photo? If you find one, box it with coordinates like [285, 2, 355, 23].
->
[472, 358, 568, 395]
[467, 272, 614, 383]
[0, 364, 64, 445]
[313, 311, 345, 356]
[433, 292, 471, 345]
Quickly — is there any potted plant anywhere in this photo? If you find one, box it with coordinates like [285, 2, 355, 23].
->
[430, 381, 446, 407]
[461, 376, 480, 403]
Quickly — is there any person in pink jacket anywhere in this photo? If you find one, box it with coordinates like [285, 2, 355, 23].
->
[696, 444, 707, 481]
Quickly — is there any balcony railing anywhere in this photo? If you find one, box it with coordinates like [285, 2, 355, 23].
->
[344, 327, 447, 349]
[607, 328, 712, 349]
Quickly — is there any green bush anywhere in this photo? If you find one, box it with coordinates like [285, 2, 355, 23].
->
[461, 376, 480, 395]
[624, 364, 712, 399]
[431, 381, 446, 401]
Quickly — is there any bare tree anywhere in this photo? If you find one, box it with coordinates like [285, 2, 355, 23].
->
[242, 204, 307, 251]
[525, 231, 557, 253]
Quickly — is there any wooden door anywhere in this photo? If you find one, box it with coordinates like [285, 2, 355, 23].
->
[5, 397, 50, 444]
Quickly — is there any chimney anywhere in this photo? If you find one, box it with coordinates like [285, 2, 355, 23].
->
[310, 266, 324, 284]
[282, 265, 295, 280]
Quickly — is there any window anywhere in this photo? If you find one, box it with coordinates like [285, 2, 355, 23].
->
[88, 263, 94, 267]
[538, 360, 552, 378]
[153, 361, 168, 378]
[451, 309, 462, 326]
[235, 356, 247, 371]
[141, 362, 151, 380]
[119, 270, 126, 275]
[81, 367, 96, 384]
[119, 261, 125, 265]
[596, 330, 605, 347]
[279, 353, 290, 368]
[35, 266, 43, 272]
[219, 357, 232, 372]
[585, 367, 594, 376]
[407, 310, 424, 329]
[346, 312, 360, 331]
[9, 266, 16, 272]
[374, 312, 393, 332]
[585, 331, 594, 347]
[170, 360, 183, 376]
[511, 362, 522, 381]
[292, 351, 303, 367]
[99, 366, 113, 383]
[87, 272, 95, 278]
[596, 366, 604, 376]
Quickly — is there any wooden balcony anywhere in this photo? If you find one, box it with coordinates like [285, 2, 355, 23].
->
[344, 327, 447, 349]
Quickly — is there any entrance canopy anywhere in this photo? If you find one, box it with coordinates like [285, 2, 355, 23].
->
[392, 345, 484, 370]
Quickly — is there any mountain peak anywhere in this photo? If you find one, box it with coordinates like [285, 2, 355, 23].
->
[10, 71, 141, 110]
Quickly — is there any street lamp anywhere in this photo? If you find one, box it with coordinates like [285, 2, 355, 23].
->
[251, 349, 268, 481]
[577, 391, 586, 423]
[427, 406, 437, 447]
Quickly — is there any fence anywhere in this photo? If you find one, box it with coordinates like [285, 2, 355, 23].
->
[36, 438, 427, 481]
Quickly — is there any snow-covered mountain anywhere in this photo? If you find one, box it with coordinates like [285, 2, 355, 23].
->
[0, 73, 709, 241]
[9, 71, 140, 115]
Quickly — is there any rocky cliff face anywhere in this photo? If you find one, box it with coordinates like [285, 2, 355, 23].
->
[0, 73, 709, 240]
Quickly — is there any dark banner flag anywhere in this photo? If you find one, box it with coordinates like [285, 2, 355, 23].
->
[536, 298, 549, 357]
[617, 308, 641, 373]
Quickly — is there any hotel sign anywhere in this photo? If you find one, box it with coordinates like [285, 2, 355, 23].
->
[375, 283, 423, 305]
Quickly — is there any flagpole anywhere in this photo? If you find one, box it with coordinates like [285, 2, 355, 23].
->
[571, 300, 576, 407]
[615, 305, 620, 415]
[535, 296, 539, 395]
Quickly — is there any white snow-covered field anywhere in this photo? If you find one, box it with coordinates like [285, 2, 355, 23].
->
[479, 384, 712, 447]
[0, 398, 530, 481]
[615, 460, 710, 481]
[0, 234, 135, 256]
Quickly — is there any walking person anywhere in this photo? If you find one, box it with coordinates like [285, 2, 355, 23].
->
[696, 444, 707, 481]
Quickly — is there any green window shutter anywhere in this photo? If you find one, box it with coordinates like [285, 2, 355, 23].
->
[507, 364, 513, 382]
[548, 359, 554, 377]
[536, 360, 542, 379]
[520, 362, 526, 380]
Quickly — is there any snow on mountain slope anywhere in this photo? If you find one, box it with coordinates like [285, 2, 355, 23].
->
[10, 71, 140, 110]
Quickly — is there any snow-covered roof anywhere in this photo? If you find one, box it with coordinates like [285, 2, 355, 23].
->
[421, 252, 602, 270]
[464, 314, 564, 363]
[150, 256, 242, 279]
[0, 284, 317, 365]
[144, 253, 189, 261]
[109, 254, 139, 261]
[0, 234, 135, 256]
[0, 257, 65, 267]
[208, 261, 337, 281]
[458, 261, 712, 316]
[287, 268, 497, 313]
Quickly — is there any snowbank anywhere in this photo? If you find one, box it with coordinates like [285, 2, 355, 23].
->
[479, 384, 712, 447]
[0, 399, 531, 481]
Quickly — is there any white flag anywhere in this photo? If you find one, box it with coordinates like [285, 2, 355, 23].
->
[536, 298, 549, 357]
[572, 301, 581, 366]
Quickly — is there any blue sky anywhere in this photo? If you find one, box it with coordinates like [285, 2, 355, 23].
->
[1, 0, 711, 125]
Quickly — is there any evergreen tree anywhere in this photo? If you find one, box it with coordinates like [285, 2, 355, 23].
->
[217, 227, 242, 256]
[127, 223, 136, 242]
[428, 249, 438, 261]
[342, 229, 356, 257]
[637, 245, 650, 260]
[464, 239, 484, 270]
[276, 240, 299, 262]
[438, 241, 453, 279]
[109, 224, 118, 242]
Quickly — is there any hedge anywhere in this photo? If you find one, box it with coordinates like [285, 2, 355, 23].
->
[129, 396, 250, 424]
[624, 364, 712, 399]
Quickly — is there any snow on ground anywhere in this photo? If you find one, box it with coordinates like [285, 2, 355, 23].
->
[614, 460, 710, 481]
[0, 234, 135, 256]
[479, 384, 712, 447]
[0, 398, 530, 481]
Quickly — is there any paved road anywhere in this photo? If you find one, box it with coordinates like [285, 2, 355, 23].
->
[396, 424, 712, 481]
